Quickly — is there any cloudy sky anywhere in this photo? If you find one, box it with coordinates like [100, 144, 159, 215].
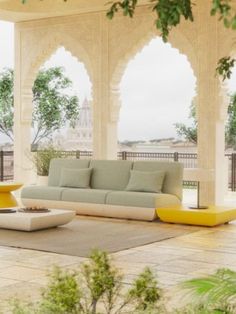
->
[0, 20, 235, 143]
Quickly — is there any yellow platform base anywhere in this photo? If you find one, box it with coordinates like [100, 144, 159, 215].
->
[156, 205, 236, 227]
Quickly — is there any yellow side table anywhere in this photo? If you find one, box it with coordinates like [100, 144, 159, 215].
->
[157, 205, 236, 227]
[0, 182, 23, 208]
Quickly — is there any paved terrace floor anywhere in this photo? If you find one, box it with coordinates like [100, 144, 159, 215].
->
[0, 190, 236, 311]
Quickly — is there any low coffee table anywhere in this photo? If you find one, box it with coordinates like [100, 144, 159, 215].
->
[0, 209, 75, 231]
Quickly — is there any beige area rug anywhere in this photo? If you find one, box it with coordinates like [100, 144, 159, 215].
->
[0, 216, 200, 257]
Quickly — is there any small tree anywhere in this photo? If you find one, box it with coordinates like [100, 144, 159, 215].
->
[9, 250, 162, 314]
[174, 101, 197, 144]
[0, 68, 14, 141]
[0, 67, 79, 146]
[226, 93, 236, 149]
[32, 67, 79, 145]
[175, 93, 236, 149]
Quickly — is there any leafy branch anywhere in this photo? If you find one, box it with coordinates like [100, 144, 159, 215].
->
[180, 268, 236, 313]
[107, 0, 194, 42]
[211, 0, 236, 29]
[106, 0, 138, 19]
[152, 0, 194, 42]
[216, 56, 236, 81]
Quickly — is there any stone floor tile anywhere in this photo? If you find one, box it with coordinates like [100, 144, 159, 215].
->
[17, 252, 85, 270]
[154, 259, 222, 275]
[0, 278, 21, 288]
[0, 265, 45, 281]
[184, 250, 236, 266]
[114, 250, 180, 265]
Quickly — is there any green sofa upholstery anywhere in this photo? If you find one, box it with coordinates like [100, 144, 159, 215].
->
[21, 158, 183, 221]
[61, 189, 111, 204]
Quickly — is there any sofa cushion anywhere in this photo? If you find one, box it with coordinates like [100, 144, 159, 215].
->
[59, 168, 92, 188]
[90, 160, 133, 190]
[21, 186, 65, 201]
[133, 161, 183, 200]
[126, 170, 165, 193]
[48, 158, 90, 187]
[106, 191, 181, 208]
[61, 189, 111, 204]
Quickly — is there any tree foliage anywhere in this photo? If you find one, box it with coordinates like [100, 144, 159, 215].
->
[226, 93, 236, 149]
[180, 268, 236, 313]
[0, 67, 79, 145]
[32, 67, 79, 145]
[107, 0, 194, 42]
[0, 68, 14, 141]
[174, 101, 197, 144]
[175, 94, 236, 149]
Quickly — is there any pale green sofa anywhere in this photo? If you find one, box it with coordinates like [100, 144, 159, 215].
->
[21, 159, 183, 221]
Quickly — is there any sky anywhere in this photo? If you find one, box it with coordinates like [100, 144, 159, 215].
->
[1, 20, 236, 144]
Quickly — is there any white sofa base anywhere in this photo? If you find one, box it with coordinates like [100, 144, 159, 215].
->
[21, 199, 157, 221]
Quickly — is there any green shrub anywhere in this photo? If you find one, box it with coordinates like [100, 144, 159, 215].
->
[33, 146, 63, 176]
[7, 253, 236, 314]
[9, 250, 162, 314]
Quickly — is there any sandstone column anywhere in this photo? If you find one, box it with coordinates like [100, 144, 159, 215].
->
[196, 0, 226, 205]
[14, 26, 34, 184]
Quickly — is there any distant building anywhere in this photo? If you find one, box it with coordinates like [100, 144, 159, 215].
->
[54, 98, 93, 150]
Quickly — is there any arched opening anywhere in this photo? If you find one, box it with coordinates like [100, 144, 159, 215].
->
[30, 47, 93, 152]
[118, 37, 197, 153]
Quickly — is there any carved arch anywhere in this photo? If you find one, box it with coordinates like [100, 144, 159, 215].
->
[20, 31, 93, 122]
[110, 28, 197, 123]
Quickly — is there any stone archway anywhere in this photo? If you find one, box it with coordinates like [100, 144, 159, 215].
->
[109, 28, 198, 155]
[21, 32, 93, 123]
[14, 31, 93, 183]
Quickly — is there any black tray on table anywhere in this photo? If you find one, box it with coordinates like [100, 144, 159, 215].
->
[0, 209, 16, 213]
[18, 208, 50, 213]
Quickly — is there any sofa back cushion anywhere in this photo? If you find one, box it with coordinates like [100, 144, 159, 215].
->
[132, 161, 183, 200]
[59, 168, 92, 188]
[126, 170, 165, 193]
[90, 160, 133, 190]
[48, 158, 90, 186]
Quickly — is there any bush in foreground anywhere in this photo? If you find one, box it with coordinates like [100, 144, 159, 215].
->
[6, 251, 236, 314]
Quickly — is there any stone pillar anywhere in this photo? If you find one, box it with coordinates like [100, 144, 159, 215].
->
[92, 14, 118, 160]
[196, 0, 226, 205]
[14, 26, 34, 184]
[107, 86, 121, 159]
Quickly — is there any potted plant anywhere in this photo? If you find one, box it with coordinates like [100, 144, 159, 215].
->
[33, 146, 63, 185]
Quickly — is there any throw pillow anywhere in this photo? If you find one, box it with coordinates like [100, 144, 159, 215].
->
[126, 170, 165, 193]
[59, 168, 92, 188]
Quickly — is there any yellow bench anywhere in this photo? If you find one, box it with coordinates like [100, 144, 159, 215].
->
[157, 205, 236, 227]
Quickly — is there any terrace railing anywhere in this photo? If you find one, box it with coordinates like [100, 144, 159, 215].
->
[0, 150, 14, 181]
[2, 149, 236, 191]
